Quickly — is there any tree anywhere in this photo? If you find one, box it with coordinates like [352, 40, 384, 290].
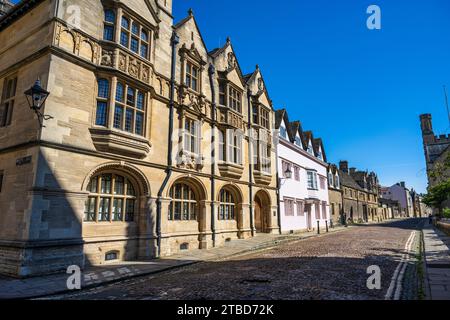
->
[423, 179, 450, 216]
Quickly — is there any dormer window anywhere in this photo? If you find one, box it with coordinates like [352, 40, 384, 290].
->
[295, 136, 302, 147]
[186, 61, 199, 91]
[307, 143, 314, 155]
[328, 172, 334, 186]
[317, 150, 323, 160]
[280, 126, 287, 140]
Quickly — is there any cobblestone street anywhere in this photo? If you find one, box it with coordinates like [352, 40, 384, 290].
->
[49, 219, 423, 300]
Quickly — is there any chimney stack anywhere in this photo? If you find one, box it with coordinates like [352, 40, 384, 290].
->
[339, 161, 349, 174]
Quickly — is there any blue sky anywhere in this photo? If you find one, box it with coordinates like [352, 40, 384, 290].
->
[171, 0, 450, 193]
[12, 0, 450, 193]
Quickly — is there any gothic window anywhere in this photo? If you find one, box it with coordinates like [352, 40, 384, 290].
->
[168, 183, 198, 221]
[84, 173, 137, 223]
[103, 9, 116, 41]
[184, 118, 200, 154]
[0, 76, 17, 127]
[120, 15, 150, 60]
[219, 189, 236, 220]
[185, 61, 199, 91]
[113, 82, 145, 135]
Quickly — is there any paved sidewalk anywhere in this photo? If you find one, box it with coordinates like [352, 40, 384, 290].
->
[0, 225, 350, 299]
[423, 225, 450, 300]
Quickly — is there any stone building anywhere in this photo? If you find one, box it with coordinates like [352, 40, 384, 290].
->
[337, 161, 380, 223]
[0, 0, 13, 17]
[381, 182, 414, 217]
[0, 0, 280, 277]
[327, 164, 343, 226]
[420, 114, 450, 188]
[275, 109, 330, 234]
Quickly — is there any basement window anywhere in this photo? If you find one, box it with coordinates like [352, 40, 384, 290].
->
[180, 243, 189, 251]
[105, 251, 119, 261]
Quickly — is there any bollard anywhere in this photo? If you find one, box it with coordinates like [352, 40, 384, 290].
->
[317, 221, 320, 234]
[330, 219, 333, 229]
[326, 220, 329, 233]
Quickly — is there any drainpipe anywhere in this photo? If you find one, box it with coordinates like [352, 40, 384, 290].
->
[275, 131, 282, 234]
[156, 31, 179, 257]
[208, 63, 217, 247]
[247, 88, 255, 237]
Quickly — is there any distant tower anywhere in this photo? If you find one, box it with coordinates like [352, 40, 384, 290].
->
[0, 0, 14, 17]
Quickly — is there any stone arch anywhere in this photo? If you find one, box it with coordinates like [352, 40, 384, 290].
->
[79, 40, 94, 62]
[82, 161, 150, 196]
[59, 30, 76, 53]
[217, 183, 244, 204]
[166, 175, 208, 201]
[254, 189, 272, 233]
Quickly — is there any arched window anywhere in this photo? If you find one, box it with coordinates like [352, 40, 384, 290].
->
[219, 189, 236, 220]
[169, 183, 197, 221]
[84, 173, 137, 222]
[96, 79, 109, 126]
[103, 9, 116, 41]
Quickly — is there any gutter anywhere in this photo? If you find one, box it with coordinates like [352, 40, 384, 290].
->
[247, 88, 255, 237]
[156, 31, 179, 257]
[208, 63, 217, 247]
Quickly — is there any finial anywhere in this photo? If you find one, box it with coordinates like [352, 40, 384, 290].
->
[256, 64, 260, 70]
[188, 8, 193, 16]
[226, 36, 231, 44]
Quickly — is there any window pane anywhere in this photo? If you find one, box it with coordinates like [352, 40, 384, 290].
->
[135, 112, 144, 136]
[101, 174, 112, 194]
[183, 202, 189, 220]
[97, 79, 109, 98]
[190, 203, 196, 220]
[131, 22, 139, 35]
[120, 31, 129, 47]
[116, 83, 124, 102]
[174, 202, 181, 220]
[113, 105, 123, 129]
[121, 16, 129, 29]
[130, 37, 139, 53]
[103, 25, 114, 41]
[136, 92, 145, 110]
[113, 199, 123, 221]
[99, 197, 111, 221]
[126, 200, 135, 221]
[140, 43, 148, 59]
[84, 197, 97, 221]
[114, 175, 124, 195]
[105, 10, 115, 23]
[141, 30, 148, 42]
[127, 87, 135, 106]
[95, 102, 108, 126]
[87, 176, 98, 193]
[125, 108, 133, 132]
[127, 181, 136, 196]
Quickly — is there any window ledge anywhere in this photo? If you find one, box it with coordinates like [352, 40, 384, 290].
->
[218, 162, 244, 179]
[90, 127, 151, 159]
[253, 170, 272, 185]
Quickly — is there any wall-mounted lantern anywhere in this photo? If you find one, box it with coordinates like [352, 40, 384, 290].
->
[24, 78, 52, 127]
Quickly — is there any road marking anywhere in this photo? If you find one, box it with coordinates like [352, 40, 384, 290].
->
[385, 231, 416, 300]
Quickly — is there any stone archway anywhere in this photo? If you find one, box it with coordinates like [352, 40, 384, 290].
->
[254, 190, 272, 233]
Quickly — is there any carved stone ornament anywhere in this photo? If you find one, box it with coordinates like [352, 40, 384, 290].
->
[227, 52, 237, 71]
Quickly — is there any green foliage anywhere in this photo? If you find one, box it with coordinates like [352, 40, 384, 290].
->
[443, 208, 450, 219]
[422, 179, 450, 211]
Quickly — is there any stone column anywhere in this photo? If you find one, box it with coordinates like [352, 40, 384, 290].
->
[198, 200, 211, 249]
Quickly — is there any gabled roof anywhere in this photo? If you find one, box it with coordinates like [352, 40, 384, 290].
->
[174, 9, 208, 55]
[212, 38, 247, 87]
[313, 138, 327, 162]
[338, 170, 364, 191]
